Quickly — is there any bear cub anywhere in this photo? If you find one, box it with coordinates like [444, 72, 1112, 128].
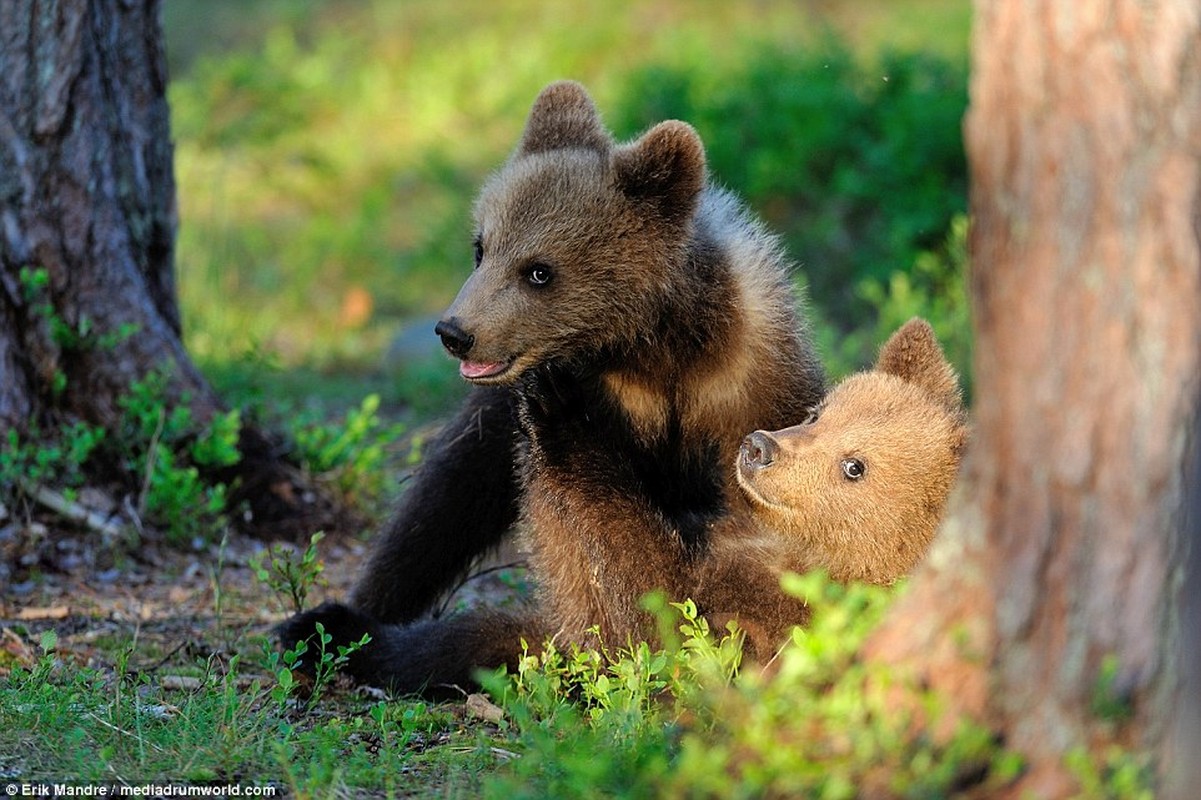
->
[279, 80, 825, 694]
[697, 318, 969, 656]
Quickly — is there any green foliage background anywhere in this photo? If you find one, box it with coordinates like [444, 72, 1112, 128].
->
[165, 0, 972, 414]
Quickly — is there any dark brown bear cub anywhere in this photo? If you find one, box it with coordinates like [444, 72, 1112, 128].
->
[280, 81, 824, 693]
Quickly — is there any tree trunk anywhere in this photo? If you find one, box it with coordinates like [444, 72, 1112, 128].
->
[0, 0, 208, 426]
[866, 2, 1201, 796]
[0, 0, 342, 539]
[1167, 405, 1201, 796]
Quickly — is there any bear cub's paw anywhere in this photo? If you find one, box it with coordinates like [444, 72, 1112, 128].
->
[277, 600, 380, 676]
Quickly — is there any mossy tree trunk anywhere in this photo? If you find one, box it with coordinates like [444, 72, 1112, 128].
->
[0, 0, 340, 538]
[866, 2, 1201, 797]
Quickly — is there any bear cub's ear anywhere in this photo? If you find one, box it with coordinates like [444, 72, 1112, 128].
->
[518, 80, 611, 156]
[875, 318, 961, 412]
[612, 120, 706, 223]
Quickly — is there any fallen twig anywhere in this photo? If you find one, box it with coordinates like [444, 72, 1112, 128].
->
[21, 480, 127, 540]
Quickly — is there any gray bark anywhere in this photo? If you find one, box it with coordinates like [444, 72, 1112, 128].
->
[0, 0, 217, 430]
[0, 0, 343, 539]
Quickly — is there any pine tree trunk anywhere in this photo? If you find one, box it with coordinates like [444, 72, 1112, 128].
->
[0, 0, 342, 538]
[0, 0, 213, 426]
[865, 2, 1201, 796]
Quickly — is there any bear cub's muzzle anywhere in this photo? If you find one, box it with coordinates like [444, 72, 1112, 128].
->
[741, 430, 779, 470]
[435, 318, 475, 359]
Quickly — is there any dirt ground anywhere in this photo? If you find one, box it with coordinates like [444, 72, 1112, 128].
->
[0, 519, 336, 673]
[0, 506, 528, 678]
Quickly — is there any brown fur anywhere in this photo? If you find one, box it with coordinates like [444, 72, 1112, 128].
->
[697, 318, 969, 656]
[280, 81, 825, 693]
[444, 81, 823, 645]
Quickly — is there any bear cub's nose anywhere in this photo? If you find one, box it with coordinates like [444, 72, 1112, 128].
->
[741, 430, 777, 468]
[435, 318, 475, 358]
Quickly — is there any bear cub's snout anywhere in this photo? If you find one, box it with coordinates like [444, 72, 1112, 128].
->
[435, 318, 474, 358]
[741, 430, 778, 469]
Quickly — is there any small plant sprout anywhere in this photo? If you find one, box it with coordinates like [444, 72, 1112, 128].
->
[251, 531, 328, 615]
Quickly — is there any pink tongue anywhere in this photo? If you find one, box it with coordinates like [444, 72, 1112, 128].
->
[460, 360, 508, 379]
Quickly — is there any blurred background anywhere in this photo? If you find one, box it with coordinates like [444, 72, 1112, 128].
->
[162, 0, 972, 422]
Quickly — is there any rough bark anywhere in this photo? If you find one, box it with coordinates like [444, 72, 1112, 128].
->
[0, 0, 213, 427]
[0, 0, 343, 538]
[866, 2, 1201, 796]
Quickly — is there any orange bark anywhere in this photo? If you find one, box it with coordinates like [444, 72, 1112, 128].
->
[867, 2, 1201, 796]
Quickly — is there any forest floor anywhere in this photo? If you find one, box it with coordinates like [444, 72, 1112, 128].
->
[0, 513, 528, 681]
[0, 517, 365, 683]
[0, 506, 534, 793]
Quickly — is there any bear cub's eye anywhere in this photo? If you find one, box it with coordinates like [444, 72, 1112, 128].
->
[472, 237, 484, 268]
[526, 263, 554, 286]
[841, 458, 866, 481]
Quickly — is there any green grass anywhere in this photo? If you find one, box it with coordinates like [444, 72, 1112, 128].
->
[481, 576, 1010, 799]
[0, 637, 492, 793]
[0, 576, 908, 795]
[0, 575, 1154, 797]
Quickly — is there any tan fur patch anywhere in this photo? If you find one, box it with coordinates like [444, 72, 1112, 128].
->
[602, 369, 671, 439]
[685, 344, 752, 438]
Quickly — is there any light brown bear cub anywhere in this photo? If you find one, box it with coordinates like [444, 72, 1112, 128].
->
[698, 318, 968, 656]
